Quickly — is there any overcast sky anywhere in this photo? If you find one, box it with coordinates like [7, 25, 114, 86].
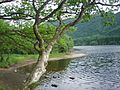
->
[0, 0, 120, 14]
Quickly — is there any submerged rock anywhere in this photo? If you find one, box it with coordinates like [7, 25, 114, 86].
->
[52, 76, 57, 78]
[69, 76, 75, 80]
[51, 84, 58, 87]
[14, 69, 17, 73]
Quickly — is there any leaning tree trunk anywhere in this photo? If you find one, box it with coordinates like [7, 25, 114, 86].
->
[22, 50, 50, 90]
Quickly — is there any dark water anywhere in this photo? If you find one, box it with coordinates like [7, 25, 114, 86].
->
[0, 45, 120, 90]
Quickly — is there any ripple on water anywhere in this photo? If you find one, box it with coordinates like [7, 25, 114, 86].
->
[35, 46, 120, 90]
[0, 46, 120, 90]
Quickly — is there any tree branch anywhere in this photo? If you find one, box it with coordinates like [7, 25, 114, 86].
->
[33, 24, 45, 50]
[38, 0, 51, 12]
[0, 0, 14, 4]
[61, 5, 85, 31]
[59, 0, 96, 36]
[62, 11, 79, 15]
[40, 0, 67, 23]
[32, 0, 37, 12]
[0, 17, 32, 20]
[95, 2, 120, 7]
[46, 12, 64, 52]
[0, 12, 34, 20]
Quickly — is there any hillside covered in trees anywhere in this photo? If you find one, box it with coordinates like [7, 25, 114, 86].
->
[69, 12, 120, 45]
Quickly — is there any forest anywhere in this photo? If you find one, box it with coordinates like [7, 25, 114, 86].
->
[70, 12, 120, 45]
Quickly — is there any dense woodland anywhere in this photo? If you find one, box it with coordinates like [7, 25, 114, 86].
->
[70, 12, 120, 45]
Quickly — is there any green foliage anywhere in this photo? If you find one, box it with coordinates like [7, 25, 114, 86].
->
[0, 20, 13, 54]
[39, 23, 56, 44]
[38, 23, 74, 53]
[57, 35, 74, 53]
[0, 20, 74, 54]
[101, 11, 116, 26]
[0, 20, 74, 68]
[0, 20, 35, 55]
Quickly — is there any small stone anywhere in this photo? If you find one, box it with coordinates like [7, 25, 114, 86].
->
[53, 76, 57, 78]
[69, 76, 75, 80]
[14, 69, 17, 73]
[51, 84, 58, 87]
[79, 77, 82, 79]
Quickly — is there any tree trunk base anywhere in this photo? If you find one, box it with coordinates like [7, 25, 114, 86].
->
[22, 60, 47, 90]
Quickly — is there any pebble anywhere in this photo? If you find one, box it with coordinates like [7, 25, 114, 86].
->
[51, 84, 58, 87]
[53, 76, 57, 78]
[69, 76, 75, 80]
[14, 69, 17, 73]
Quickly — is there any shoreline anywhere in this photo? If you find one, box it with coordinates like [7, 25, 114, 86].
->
[0, 52, 86, 71]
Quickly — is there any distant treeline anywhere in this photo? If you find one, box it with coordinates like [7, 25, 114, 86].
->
[74, 36, 120, 45]
[68, 12, 120, 45]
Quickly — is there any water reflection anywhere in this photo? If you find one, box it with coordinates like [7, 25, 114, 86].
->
[0, 58, 71, 90]
[46, 59, 71, 71]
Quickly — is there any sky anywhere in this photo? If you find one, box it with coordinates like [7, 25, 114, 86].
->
[0, 0, 120, 17]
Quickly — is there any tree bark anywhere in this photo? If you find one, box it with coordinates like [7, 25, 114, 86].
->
[22, 46, 52, 90]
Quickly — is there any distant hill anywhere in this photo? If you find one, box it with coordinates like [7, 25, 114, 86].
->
[69, 12, 120, 45]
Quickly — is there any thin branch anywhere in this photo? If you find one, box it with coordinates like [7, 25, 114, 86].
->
[62, 11, 79, 15]
[59, 0, 96, 36]
[46, 2, 85, 51]
[0, 0, 14, 4]
[0, 12, 34, 20]
[34, 41, 40, 52]
[32, 0, 51, 22]
[0, 17, 32, 20]
[46, 12, 64, 51]
[95, 2, 120, 7]
[38, 0, 51, 12]
[62, 5, 85, 30]
[32, 0, 37, 12]
[40, 0, 67, 23]
[33, 0, 67, 51]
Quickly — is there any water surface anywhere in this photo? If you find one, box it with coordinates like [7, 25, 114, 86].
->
[0, 45, 120, 90]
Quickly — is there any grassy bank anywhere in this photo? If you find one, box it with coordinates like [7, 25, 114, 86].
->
[0, 53, 65, 68]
